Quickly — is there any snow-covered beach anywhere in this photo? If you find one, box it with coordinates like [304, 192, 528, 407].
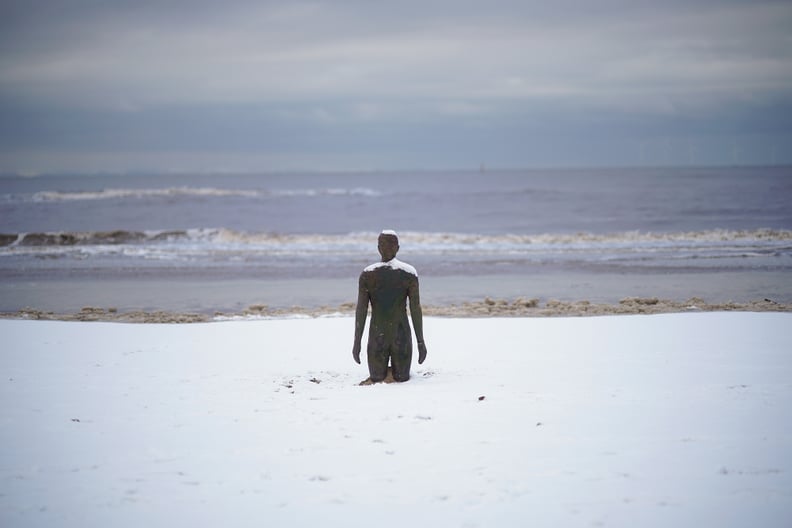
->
[2, 313, 790, 527]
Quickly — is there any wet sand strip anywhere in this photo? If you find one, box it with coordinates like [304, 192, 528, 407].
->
[2, 297, 791, 323]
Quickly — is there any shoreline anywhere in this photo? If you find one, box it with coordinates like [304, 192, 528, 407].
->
[3, 269, 791, 318]
[3, 296, 791, 323]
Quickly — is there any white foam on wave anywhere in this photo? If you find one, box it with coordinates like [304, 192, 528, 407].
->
[395, 229, 792, 246]
[271, 187, 382, 198]
[29, 186, 383, 202]
[2, 229, 790, 265]
[32, 187, 261, 202]
[5, 228, 792, 248]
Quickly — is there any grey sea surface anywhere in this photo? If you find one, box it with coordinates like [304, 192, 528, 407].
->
[1, 167, 791, 313]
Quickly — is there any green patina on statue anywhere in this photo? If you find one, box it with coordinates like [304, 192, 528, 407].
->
[352, 230, 427, 383]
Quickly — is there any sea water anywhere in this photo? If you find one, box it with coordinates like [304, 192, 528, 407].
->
[1, 167, 790, 312]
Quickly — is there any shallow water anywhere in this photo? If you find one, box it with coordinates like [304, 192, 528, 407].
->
[1, 167, 791, 312]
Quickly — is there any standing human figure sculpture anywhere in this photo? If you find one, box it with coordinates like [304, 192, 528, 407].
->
[352, 230, 427, 383]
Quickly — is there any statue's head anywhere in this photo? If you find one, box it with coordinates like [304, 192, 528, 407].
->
[378, 230, 399, 261]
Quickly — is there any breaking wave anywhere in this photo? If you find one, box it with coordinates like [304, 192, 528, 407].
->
[26, 186, 382, 202]
[0, 230, 190, 247]
[2, 228, 790, 249]
[2, 228, 789, 274]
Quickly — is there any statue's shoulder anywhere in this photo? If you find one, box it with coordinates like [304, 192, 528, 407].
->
[391, 258, 418, 277]
[363, 261, 386, 273]
[362, 259, 418, 277]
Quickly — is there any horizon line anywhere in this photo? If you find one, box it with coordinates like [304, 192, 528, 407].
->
[2, 162, 792, 178]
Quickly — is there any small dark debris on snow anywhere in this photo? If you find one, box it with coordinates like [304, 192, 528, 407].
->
[478, 395, 486, 401]
[309, 378, 321, 384]
[71, 418, 81, 423]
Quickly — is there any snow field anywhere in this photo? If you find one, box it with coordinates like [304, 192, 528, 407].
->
[1, 313, 791, 527]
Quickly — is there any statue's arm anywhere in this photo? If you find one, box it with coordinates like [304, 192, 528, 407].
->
[352, 273, 369, 364]
[408, 276, 427, 364]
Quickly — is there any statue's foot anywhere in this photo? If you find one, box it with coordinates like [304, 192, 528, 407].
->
[359, 367, 397, 385]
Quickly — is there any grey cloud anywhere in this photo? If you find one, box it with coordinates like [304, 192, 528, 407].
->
[2, 95, 789, 171]
[3, 0, 790, 104]
[1, 0, 791, 171]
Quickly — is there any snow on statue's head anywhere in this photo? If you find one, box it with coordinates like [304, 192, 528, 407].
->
[378, 229, 399, 260]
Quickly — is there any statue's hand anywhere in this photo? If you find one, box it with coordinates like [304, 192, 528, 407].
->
[352, 342, 361, 364]
[417, 341, 427, 364]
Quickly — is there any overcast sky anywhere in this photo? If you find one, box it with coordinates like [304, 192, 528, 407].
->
[1, 0, 791, 173]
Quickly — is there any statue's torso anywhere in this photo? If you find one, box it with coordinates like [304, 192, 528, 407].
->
[360, 259, 418, 340]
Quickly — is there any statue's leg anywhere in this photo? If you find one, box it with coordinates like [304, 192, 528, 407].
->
[366, 331, 389, 382]
[390, 324, 413, 382]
